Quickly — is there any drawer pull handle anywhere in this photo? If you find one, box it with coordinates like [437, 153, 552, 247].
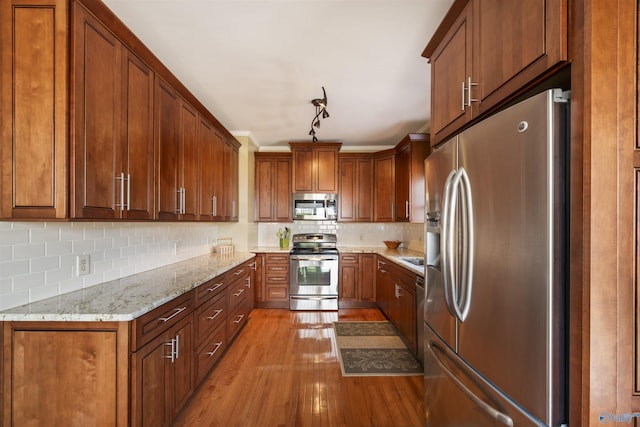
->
[159, 307, 186, 322]
[233, 314, 245, 324]
[234, 269, 245, 276]
[207, 309, 223, 320]
[208, 283, 223, 292]
[234, 288, 245, 297]
[165, 339, 176, 362]
[206, 342, 223, 356]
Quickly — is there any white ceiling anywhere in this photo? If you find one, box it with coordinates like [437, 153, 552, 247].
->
[102, 0, 454, 149]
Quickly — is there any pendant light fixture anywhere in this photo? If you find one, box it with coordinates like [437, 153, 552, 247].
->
[308, 86, 330, 142]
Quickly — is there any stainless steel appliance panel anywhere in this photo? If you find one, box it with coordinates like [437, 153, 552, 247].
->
[456, 90, 566, 424]
[424, 139, 458, 351]
[424, 325, 544, 427]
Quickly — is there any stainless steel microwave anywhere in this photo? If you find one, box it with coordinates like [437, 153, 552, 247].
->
[292, 193, 337, 220]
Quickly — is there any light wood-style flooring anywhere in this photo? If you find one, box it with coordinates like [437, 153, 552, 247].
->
[173, 308, 425, 427]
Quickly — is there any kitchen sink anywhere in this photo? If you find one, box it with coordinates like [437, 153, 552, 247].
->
[400, 257, 424, 266]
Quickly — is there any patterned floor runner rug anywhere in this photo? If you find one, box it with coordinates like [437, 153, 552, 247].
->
[333, 321, 423, 377]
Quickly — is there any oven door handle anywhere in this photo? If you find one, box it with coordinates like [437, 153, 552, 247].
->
[290, 255, 338, 261]
[290, 296, 338, 300]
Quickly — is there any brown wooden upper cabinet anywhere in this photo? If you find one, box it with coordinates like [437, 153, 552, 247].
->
[71, 3, 155, 220]
[394, 134, 430, 222]
[1, 0, 237, 222]
[289, 142, 341, 194]
[373, 150, 395, 222]
[255, 153, 292, 222]
[1, 0, 69, 219]
[423, 0, 568, 145]
[338, 153, 374, 222]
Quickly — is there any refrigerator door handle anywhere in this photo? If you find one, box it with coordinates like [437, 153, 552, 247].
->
[429, 341, 514, 427]
[441, 169, 457, 317]
[458, 167, 474, 321]
[448, 169, 466, 322]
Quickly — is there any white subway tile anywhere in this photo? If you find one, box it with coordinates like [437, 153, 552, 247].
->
[30, 283, 59, 302]
[30, 227, 61, 243]
[13, 272, 45, 292]
[0, 260, 29, 278]
[0, 246, 11, 262]
[72, 239, 94, 253]
[30, 256, 60, 273]
[13, 243, 45, 260]
[0, 229, 29, 245]
[59, 277, 84, 294]
[46, 267, 73, 283]
[0, 290, 29, 311]
[46, 240, 73, 256]
[0, 277, 11, 294]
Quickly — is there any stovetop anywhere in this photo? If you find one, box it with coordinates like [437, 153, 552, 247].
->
[290, 233, 338, 255]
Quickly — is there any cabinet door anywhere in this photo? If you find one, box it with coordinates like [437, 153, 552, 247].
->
[198, 117, 216, 219]
[374, 153, 395, 222]
[394, 142, 410, 222]
[394, 276, 417, 353]
[225, 140, 239, 221]
[315, 146, 338, 193]
[338, 157, 356, 221]
[169, 316, 194, 420]
[255, 158, 276, 221]
[429, 1, 473, 145]
[359, 253, 376, 302]
[356, 157, 374, 222]
[474, 0, 566, 114]
[179, 102, 198, 220]
[5, 324, 127, 427]
[211, 130, 226, 220]
[72, 4, 121, 219]
[133, 333, 168, 427]
[273, 157, 292, 221]
[339, 254, 358, 301]
[156, 79, 180, 220]
[376, 257, 391, 315]
[292, 146, 314, 192]
[122, 48, 155, 220]
[255, 155, 291, 222]
[1, 0, 68, 219]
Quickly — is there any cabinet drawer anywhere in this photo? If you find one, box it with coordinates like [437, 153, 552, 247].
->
[195, 291, 226, 345]
[194, 323, 227, 385]
[132, 291, 194, 350]
[194, 273, 227, 306]
[266, 286, 288, 301]
[266, 264, 288, 273]
[227, 302, 250, 340]
[228, 277, 248, 311]
[265, 253, 289, 264]
[340, 254, 359, 264]
[228, 264, 247, 280]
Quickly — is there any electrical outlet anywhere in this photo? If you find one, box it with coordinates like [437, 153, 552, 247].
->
[76, 254, 90, 277]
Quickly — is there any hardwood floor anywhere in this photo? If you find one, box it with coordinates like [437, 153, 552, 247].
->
[173, 308, 425, 427]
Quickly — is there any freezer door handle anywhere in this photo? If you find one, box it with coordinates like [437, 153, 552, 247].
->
[429, 341, 514, 427]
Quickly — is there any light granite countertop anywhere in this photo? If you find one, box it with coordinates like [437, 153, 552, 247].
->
[0, 252, 255, 322]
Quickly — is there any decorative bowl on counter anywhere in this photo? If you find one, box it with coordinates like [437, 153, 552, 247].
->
[383, 240, 401, 249]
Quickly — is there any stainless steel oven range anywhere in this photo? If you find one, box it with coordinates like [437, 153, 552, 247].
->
[289, 233, 339, 310]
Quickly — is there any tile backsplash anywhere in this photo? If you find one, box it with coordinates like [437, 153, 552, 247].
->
[0, 220, 425, 311]
[258, 221, 424, 251]
[0, 221, 221, 311]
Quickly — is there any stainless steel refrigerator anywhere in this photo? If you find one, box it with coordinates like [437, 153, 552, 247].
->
[423, 89, 568, 427]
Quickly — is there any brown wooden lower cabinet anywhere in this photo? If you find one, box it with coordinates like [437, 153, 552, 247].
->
[131, 314, 194, 427]
[375, 255, 417, 354]
[339, 253, 377, 308]
[255, 252, 290, 308]
[1, 258, 256, 427]
[1, 321, 130, 427]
